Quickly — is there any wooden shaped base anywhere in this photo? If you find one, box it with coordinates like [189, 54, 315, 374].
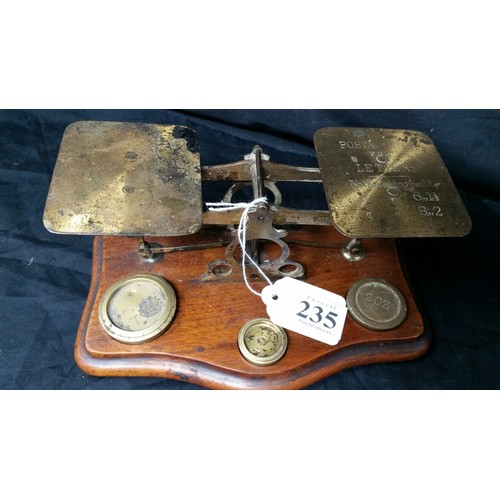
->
[75, 226, 429, 389]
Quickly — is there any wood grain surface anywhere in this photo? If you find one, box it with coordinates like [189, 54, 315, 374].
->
[75, 226, 429, 389]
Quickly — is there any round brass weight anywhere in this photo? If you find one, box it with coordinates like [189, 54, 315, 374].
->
[346, 278, 407, 331]
[238, 318, 288, 366]
[99, 274, 177, 344]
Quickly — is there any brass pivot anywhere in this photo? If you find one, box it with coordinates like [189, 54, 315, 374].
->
[204, 145, 304, 281]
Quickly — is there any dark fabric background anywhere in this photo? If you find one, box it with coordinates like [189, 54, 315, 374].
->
[0, 109, 498, 389]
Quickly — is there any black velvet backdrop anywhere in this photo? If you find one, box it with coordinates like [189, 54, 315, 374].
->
[1, 109, 498, 389]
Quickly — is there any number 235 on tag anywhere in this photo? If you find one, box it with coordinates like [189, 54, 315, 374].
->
[261, 277, 348, 346]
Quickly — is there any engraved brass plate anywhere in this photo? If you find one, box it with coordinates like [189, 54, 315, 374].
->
[314, 128, 472, 238]
[43, 121, 202, 236]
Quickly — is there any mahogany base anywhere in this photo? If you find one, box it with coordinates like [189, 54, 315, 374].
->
[75, 226, 429, 389]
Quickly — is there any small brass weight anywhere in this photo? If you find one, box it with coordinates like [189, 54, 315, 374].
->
[43, 121, 471, 389]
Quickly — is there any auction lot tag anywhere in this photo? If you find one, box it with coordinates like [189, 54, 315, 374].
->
[261, 277, 347, 346]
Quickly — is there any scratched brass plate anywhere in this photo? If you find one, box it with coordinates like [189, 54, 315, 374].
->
[43, 121, 202, 236]
[314, 128, 472, 238]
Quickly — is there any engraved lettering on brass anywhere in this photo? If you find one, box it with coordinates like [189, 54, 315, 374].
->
[314, 128, 472, 238]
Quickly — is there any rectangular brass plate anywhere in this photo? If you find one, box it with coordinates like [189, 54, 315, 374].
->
[43, 121, 202, 236]
[314, 128, 472, 238]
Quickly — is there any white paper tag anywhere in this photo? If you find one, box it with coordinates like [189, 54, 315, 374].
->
[261, 277, 348, 346]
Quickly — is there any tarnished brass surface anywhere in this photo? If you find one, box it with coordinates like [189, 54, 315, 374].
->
[238, 318, 288, 366]
[201, 161, 322, 182]
[43, 121, 202, 236]
[346, 278, 407, 331]
[98, 274, 177, 344]
[314, 128, 472, 238]
[202, 207, 332, 226]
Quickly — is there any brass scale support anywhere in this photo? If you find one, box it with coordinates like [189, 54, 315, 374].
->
[136, 145, 359, 271]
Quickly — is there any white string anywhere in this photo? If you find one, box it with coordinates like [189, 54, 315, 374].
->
[205, 201, 256, 212]
[206, 197, 273, 296]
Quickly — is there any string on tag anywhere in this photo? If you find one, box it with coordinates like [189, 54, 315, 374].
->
[206, 197, 273, 296]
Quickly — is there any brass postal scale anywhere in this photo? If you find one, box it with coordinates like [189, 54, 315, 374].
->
[43, 121, 472, 389]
